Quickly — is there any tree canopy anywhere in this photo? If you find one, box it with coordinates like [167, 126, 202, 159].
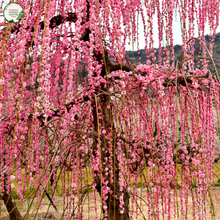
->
[0, 0, 220, 219]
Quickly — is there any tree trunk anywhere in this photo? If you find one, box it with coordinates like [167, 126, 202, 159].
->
[94, 173, 130, 220]
[2, 186, 22, 220]
[92, 86, 130, 220]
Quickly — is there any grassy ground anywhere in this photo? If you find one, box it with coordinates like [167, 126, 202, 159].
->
[6, 162, 220, 200]
[1, 163, 220, 219]
[1, 186, 220, 220]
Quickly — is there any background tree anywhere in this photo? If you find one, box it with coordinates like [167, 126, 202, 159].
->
[0, 0, 220, 219]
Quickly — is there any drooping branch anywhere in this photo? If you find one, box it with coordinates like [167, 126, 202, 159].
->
[1, 12, 77, 35]
[1, 11, 91, 43]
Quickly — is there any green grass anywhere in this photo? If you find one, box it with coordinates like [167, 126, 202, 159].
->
[2, 163, 220, 202]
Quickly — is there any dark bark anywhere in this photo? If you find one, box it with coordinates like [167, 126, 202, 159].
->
[2, 185, 22, 220]
[92, 140, 130, 220]
[94, 173, 130, 220]
[92, 83, 130, 219]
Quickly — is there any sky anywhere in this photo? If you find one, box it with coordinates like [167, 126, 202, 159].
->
[1, 0, 220, 51]
[125, 12, 220, 51]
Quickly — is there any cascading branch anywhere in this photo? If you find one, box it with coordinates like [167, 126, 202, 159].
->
[0, 0, 220, 219]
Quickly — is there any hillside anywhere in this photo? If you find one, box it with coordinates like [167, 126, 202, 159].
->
[125, 32, 220, 72]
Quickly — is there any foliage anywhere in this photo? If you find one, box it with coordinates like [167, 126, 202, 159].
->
[0, 0, 220, 219]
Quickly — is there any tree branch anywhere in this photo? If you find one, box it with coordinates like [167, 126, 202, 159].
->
[6, 12, 77, 35]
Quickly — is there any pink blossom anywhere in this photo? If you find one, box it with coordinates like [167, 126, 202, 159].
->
[0, 79, 5, 85]
[10, 175, 16, 181]
[192, 158, 200, 166]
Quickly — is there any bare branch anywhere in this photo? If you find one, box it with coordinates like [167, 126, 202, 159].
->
[110, 64, 133, 72]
